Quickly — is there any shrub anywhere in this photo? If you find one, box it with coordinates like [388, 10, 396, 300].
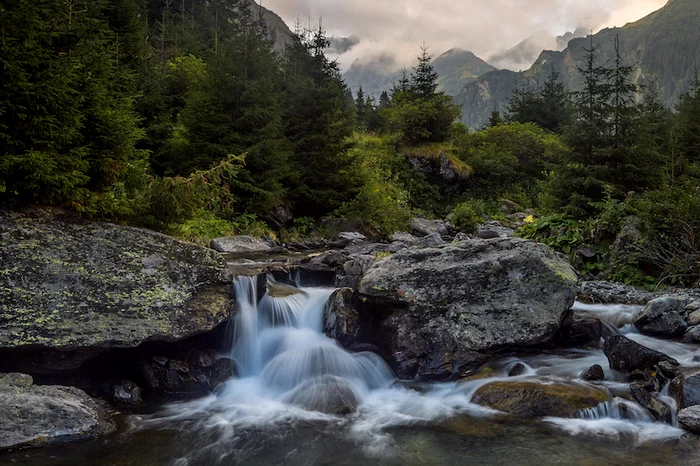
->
[451, 199, 487, 233]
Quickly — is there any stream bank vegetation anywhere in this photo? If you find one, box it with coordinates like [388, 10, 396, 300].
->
[1, 1, 699, 288]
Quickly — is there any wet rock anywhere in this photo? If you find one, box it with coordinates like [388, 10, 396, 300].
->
[670, 370, 700, 409]
[656, 360, 682, 379]
[358, 237, 578, 380]
[391, 232, 420, 246]
[415, 233, 445, 248]
[582, 365, 605, 381]
[284, 375, 359, 415]
[0, 373, 114, 450]
[139, 351, 233, 396]
[683, 326, 700, 344]
[603, 335, 678, 373]
[577, 281, 653, 305]
[556, 317, 603, 347]
[109, 380, 142, 405]
[0, 209, 233, 370]
[508, 363, 527, 377]
[634, 297, 687, 338]
[338, 232, 366, 242]
[630, 382, 673, 423]
[472, 380, 608, 418]
[211, 235, 270, 253]
[323, 288, 360, 348]
[347, 342, 381, 354]
[678, 406, 700, 434]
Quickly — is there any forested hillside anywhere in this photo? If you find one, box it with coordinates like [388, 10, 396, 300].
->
[0, 0, 355, 229]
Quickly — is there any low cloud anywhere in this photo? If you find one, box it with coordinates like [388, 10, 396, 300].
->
[263, 0, 667, 71]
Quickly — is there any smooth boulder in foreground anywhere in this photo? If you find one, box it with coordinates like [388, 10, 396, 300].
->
[358, 237, 578, 380]
[0, 373, 113, 450]
[472, 380, 608, 418]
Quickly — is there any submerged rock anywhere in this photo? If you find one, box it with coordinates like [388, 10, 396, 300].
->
[0, 373, 113, 450]
[634, 297, 687, 338]
[0, 209, 234, 371]
[210, 235, 270, 253]
[508, 363, 527, 377]
[472, 380, 608, 418]
[284, 375, 359, 415]
[357, 237, 578, 380]
[678, 406, 700, 434]
[323, 288, 360, 348]
[603, 335, 678, 373]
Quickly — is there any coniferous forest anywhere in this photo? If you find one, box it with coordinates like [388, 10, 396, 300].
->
[2, 0, 700, 288]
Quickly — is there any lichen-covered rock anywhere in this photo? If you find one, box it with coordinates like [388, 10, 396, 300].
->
[603, 335, 678, 373]
[634, 297, 687, 338]
[0, 373, 114, 450]
[410, 218, 448, 237]
[357, 237, 578, 380]
[472, 380, 608, 418]
[323, 289, 360, 348]
[578, 281, 654, 305]
[210, 235, 270, 253]
[0, 209, 233, 355]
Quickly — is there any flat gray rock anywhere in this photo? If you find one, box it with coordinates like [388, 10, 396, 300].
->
[0, 373, 113, 450]
[211, 235, 270, 253]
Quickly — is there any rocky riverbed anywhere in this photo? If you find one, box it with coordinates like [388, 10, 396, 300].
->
[2, 209, 700, 464]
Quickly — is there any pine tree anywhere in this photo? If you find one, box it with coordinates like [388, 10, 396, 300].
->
[412, 44, 439, 98]
[355, 87, 367, 131]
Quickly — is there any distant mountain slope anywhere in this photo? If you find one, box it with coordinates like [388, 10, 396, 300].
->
[432, 49, 497, 96]
[487, 28, 586, 71]
[458, 0, 700, 129]
[343, 48, 495, 99]
[248, 0, 294, 53]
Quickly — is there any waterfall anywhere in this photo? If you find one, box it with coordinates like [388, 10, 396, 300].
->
[223, 275, 395, 413]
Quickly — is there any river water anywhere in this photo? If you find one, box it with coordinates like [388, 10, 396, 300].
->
[3, 278, 700, 466]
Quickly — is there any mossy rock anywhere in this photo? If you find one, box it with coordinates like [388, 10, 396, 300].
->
[472, 379, 608, 418]
[0, 209, 233, 357]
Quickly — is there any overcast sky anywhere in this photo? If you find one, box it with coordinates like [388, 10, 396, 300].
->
[262, 0, 668, 70]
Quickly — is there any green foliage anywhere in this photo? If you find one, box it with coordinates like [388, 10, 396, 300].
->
[333, 134, 412, 237]
[170, 211, 271, 246]
[451, 199, 487, 233]
[507, 69, 573, 133]
[453, 122, 568, 205]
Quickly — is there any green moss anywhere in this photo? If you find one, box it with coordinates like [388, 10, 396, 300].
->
[542, 257, 578, 284]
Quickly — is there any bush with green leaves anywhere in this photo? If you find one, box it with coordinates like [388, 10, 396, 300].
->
[451, 199, 487, 233]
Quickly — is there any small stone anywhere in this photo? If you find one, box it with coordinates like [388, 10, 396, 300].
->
[687, 310, 700, 326]
[477, 229, 500, 240]
[582, 364, 605, 381]
[508, 363, 527, 377]
[416, 233, 445, 248]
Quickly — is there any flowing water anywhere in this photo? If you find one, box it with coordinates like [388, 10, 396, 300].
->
[3, 279, 700, 466]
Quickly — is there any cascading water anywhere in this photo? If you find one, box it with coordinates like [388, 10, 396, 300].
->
[124, 291, 696, 465]
[225, 275, 395, 412]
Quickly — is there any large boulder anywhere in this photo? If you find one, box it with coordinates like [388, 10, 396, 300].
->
[323, 289, 360, 348]
[472, 380, 608, 418]
[0, 373, 114, 450]
[0, 209, 234, 370]
[603, 335, 679, 373]
[634, 297, 687, 338]
[357, 237, 578, 380]
[210, 235, 270, 254]
[410, 218, 448, 237]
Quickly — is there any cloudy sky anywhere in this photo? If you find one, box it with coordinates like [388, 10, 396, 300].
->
[263, 0, 668, 70]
